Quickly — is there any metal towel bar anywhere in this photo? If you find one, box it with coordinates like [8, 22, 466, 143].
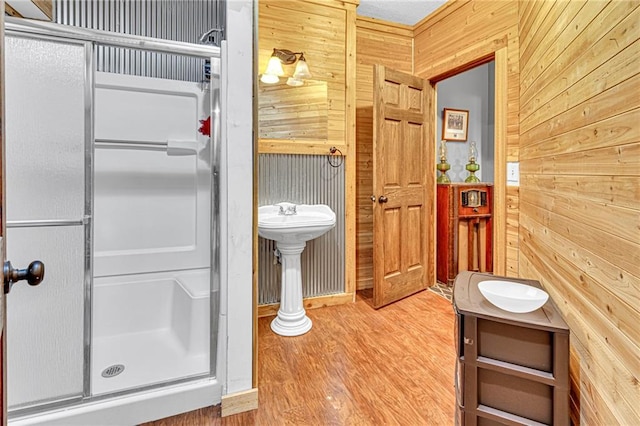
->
[7, 217, 89, 228]
[94, 139, 198, 155]
[95, 139, 167, 152]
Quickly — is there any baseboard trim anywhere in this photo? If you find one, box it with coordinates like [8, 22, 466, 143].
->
[257, 292, 354, 318]
[221, 388, 258, 417]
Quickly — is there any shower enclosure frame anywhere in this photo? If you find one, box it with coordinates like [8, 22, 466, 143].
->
[5, 17, 224, 423]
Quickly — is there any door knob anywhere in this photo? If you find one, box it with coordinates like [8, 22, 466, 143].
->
[4, 260, 45, 294]
[378, 196, 388, 203]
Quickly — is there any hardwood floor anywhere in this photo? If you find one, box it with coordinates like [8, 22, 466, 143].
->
[143, 289, 456, 425]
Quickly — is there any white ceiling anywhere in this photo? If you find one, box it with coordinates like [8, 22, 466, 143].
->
[357, 0, 447, 26]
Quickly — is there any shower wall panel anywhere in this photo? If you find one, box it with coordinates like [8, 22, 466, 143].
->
[55, 0, 224, 82]
[258, 154, 345, 304]
[93, 72, 211, 277]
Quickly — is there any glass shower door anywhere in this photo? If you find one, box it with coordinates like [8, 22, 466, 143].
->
[4, 34, 90, 412]
[4, 21, 221, 423]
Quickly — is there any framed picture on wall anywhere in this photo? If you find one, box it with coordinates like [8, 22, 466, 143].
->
[442, 108, 469, 141]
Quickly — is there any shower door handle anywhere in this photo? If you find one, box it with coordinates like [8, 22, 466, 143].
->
[3, 260, 45, 294]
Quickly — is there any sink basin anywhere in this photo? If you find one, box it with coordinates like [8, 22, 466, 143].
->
[478, 280, 549, 313]
[258, 203, 336, 336]
[258, 203, 336, 244]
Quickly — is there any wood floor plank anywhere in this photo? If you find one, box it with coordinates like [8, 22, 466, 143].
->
[142, 290, 456, 425]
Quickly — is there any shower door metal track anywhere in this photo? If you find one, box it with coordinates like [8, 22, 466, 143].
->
[4, 17, 221, 58]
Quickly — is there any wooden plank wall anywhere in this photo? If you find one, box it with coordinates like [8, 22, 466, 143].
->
[413, 1, 520, 278]
[257, 2, 640, 423]
[258, 79, 328, 141]
[518, 1, 640, 425]
[258, 0, 352, 154]
[257, 0, 358, 300]
[5, 0, 53, 19]
[355, 17, 413, 289]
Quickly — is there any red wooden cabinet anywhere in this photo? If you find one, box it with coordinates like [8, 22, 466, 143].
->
[437, 183, 493, 285]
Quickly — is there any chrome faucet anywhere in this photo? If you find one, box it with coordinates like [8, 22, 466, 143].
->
[278, 205, 297, 216]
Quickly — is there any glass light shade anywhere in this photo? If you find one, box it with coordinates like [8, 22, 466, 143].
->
[286, 77, 304, 87]
[260, 73, 280, 84]
[292, 57, 311, 80]
[468, 141, 478, 162]
[439, 140, 448, 162]
[260, 55, 284, 84]
[264, 55, 285, 76]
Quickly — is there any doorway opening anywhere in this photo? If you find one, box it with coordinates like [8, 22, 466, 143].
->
[436, 62, 495, 184]
[434, 61, 496, 286]
[427, 45, 509, 280]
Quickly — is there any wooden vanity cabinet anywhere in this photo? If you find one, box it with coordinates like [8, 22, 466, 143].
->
[437, 183, 493, 285]
[453, 271, 570, 426]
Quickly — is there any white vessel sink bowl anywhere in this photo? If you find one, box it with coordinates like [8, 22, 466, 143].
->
[258, 203, 336, 244]
[478, 280, 549, 313]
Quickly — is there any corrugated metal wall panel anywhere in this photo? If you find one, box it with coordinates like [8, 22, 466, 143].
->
[258, 154, 345, 305]
[55, 0, 224, 82]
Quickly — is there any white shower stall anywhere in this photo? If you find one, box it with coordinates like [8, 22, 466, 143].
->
[92, 71, 213, 396]
[4, 18, 224, 425]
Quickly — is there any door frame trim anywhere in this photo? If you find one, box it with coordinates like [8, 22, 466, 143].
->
[427, 47, 508, 277]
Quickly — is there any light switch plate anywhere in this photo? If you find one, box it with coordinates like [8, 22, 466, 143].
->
[507, 162, 519, 186]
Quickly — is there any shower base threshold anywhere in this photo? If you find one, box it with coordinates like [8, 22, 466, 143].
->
[9, 379, 221, 426]
[92, 328, 208, 395]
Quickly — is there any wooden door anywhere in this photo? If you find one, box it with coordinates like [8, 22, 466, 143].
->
[372, 65, 434, 308]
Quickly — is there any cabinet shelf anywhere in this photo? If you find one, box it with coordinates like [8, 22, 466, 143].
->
[477, 405, 548, 426]
[476, 356, 556, 386]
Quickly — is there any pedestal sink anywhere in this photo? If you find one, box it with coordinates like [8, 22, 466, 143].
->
[258, 202, 336, 336]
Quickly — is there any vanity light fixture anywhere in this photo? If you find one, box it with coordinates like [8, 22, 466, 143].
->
[260, 48, 312, 86]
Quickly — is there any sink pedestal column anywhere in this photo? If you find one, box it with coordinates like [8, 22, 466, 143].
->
[271, 241, 312, 336]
